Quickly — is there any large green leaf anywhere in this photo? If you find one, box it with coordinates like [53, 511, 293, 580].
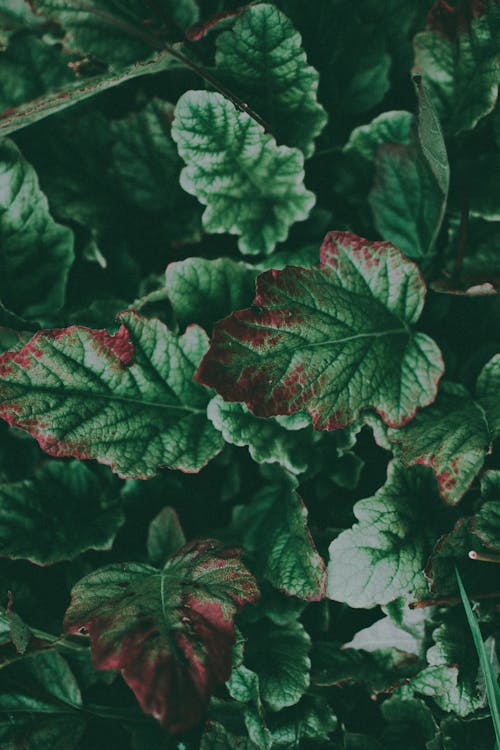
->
[0, 461, 124, 564]
[215, 3, 327, 157]
[32, 0, 199, 67]
[0, 138, 74, 319]
[327, 462, 448, 607]
[64, 540, 259, 731]
[0, 311, 223, 477]
[232, 474, 326, 600]
[171, 91, 315, 255]
[413, 2, 500, 134]
[473, 470, 500, 551]
[196, 231, 444, 430]
[390, 357, 500, 505]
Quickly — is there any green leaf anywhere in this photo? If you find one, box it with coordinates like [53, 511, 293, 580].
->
[171, 91, 315, 255]
[267, 694, 337, 747]
[165, 257, 257, 331]
[32, 0, 199, 67]
[473, 470, 500, 551]
[0, 651, 86, 750]
[327, 462, 447, 607]
[0, 0, 42, 49]
[0, 461, 124, 564]
[232, 474, 326, 600]
[390, 357, 500, 505]
[208, 396, 317, 475]
[427, 715, 495, 750]
[200, 722, 258, 750]
[344, 110, 413, 164]
[0, 49, 176, 136]
[215, 3, 327, 157]
[369, 79, 449, 261]
[0, 311, 224, 477]
[226, 664, 272, 750]
[456, 568, 500, 737]
[380, 696, 437, 749]
[0, 138, 74, 319]
[147, 506, 186, 567]
[111, 98, 201, 241]
[413, 4, 500, 134]
[196, 231, 444, 430]
[64, 540, 259, 731]
[0, 35, 75, 110]
[244, 619, 311, 710]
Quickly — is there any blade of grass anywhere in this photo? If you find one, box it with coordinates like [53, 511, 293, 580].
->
[455, 567, 500, 748]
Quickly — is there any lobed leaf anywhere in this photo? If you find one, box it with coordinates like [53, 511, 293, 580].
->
[215, 3, 327, 156]
[196, 231, 444, 430]
[171, 91, 315, 255]
[64, 540, 259, 731]
[0, 311, 224, 477]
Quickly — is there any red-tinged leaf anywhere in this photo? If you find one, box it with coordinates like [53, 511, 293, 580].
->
[196, 232, 444, 431]
[64, 540, 259, 732]
[427, 0, 488, 38]
[0, 311, 223, 478]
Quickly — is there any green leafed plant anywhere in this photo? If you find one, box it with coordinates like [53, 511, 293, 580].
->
[0, 1, 498, 747]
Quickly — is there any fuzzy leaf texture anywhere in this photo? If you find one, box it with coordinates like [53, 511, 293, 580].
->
[0, 311, 224, 477]
[196, 231, 444, 430]
[390, 355, 500, 505]
[215, 3, 327, 156]
[171, 91, 315, 255]
[64, 540, 259, 732]
[0, 138, 74, 318]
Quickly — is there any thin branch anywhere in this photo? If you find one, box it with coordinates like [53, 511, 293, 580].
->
[75, 1, 271, 133]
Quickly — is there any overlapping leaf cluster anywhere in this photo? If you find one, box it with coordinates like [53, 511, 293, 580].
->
[0, 1, 499, 748]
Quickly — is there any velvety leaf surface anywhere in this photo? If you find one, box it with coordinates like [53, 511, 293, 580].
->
[171, 91, 315, 255]
[32, 0, 199, 67]
[0, 50, 175, 136]
[232, 475, 326, 600]
[197, 231, 444, 430]
[0, 311, 224, 477]
[215, 3, 327, 156]
[0, 138, 74, 318]
[327, 462, 447, 607]
[413, 2, 500, 134]
[245, 619, 311, 710]
[64, 539, 259, 731]
[165, 257, 257, 331]
[0, 650, 86, 750]
[473, 470, 500, 550]
[390, 357, 500, 505]
[111, 98, 200, 240]
[208, 396, 317, 475]
[0, 35, 75, 110]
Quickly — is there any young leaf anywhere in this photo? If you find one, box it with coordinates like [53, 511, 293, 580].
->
[215, 3, 327, 156]
[0, 49, 175, 136]
[208, 396, 317, 475]
[0, 461, 124, 564]
[390, 357, 500, 505]
[196, 231, 444, 430]
[64, 540, 259, 731]
[147, 506, 186, 567]
[171, 91, 316, 255]
[0, 138, 74, 318]
[327, 462, 448, 608]
[0, 311, 224, 477]
[233, 474, 326, 600]
[413, 3, 500, 134]
[31, 0, 199, 67]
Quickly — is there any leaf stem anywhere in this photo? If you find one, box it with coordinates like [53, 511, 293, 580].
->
[74, 1, 271, 133]
[409, 591, 500, 609]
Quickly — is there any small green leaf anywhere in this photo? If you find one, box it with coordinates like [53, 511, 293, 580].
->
[0, 138, 74, 318]
[267, 695, 337, 747]
[147, 506, 186, 567]
[215, 3, 327, 156]
[171, 91, 315, 255]
[327, 462, 447, 607]
[0, 461, 124, 564]
[200, 722, 259, 750]
[473, 470, 500, 551]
